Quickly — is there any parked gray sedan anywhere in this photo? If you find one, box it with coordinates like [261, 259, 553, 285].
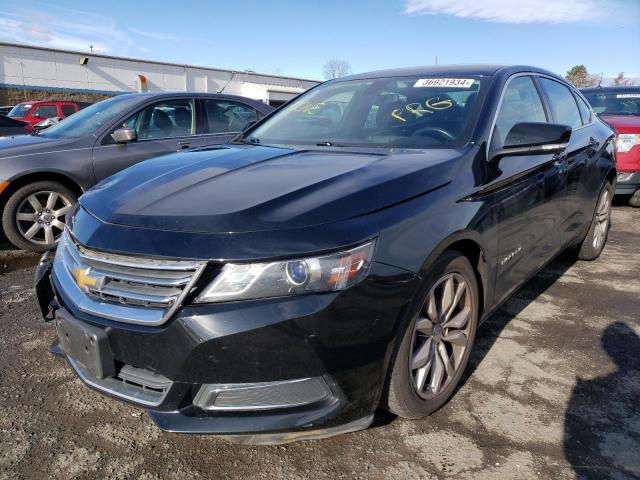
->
[0, 92, 274, 251]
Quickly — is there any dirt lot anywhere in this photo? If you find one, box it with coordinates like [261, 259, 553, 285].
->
[0, 206, 638, 480]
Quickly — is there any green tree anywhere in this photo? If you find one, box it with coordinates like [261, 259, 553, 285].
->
[565, 65, 590, 88]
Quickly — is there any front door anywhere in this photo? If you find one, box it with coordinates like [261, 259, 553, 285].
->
[489, 75, 565, 302]
[92, 98, 198, 182]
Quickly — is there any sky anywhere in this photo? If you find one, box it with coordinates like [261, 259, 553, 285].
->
[0, 0, 639, 81]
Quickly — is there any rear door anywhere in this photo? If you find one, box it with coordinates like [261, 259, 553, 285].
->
[537, 78, 597, 246]
[92, 98, 196, 181]
[489, 75, 565, 302]
[199, 98, 260, 146]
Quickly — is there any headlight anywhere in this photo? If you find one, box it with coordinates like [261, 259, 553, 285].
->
[616, 133, 640, 153]
[195, 241, 376, 303]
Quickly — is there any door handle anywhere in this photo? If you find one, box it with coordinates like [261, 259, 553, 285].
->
[178, 140, 191, 149]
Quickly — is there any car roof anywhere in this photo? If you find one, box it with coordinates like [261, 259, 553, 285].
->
[111, 91, 272, 111]
[334, 64, 562, 82]
[581, 86, 640, 93]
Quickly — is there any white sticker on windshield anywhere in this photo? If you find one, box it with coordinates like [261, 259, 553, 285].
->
[414, 78, 475, 88]
[616, 93, 640, 98]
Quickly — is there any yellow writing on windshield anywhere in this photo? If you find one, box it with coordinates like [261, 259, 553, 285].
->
[292, 102, 326, 114]
[391, 97, 454, 122]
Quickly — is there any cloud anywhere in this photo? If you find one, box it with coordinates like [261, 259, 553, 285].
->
[403, 0, 607, 24]
[128, 27, 212, 45]
[128, 27, 180, 42]
[0, 3, 132, 54]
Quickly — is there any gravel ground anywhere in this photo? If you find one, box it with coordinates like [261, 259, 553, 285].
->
[0, 206, 638, 480]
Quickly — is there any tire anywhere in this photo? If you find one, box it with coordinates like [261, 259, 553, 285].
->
[1, 181, 77, 252]
[629, 190, 640, 208]
[576, 181, 613, 261]
[384, 250, 479, 418]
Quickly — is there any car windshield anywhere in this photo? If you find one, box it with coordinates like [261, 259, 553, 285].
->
[243, 76, 486, 149]
[37, 95, 142, 139]
[8, 104, 32, 118]
[583, 91, 640, 116]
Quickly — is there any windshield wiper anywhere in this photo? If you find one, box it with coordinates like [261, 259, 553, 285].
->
[236, 136, 260, 145]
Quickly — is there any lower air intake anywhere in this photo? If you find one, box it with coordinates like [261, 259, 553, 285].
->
[193, 377, 331, 411]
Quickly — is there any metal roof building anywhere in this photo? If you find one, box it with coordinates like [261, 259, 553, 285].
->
[0, 42, 320, 107]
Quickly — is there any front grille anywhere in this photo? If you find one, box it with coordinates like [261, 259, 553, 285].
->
[53, 231, 207, 326]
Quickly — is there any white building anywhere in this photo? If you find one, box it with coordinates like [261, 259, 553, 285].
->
[0, 42, 319, 107]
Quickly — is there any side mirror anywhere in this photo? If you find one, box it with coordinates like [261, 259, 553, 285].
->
[491, 122, 572, 162]
[111, 126, 137, 144]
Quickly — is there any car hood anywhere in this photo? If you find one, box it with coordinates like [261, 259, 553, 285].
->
[0, 133, 79, 159]
[599, 114, 640, 133]
[80, 144, 463, 234]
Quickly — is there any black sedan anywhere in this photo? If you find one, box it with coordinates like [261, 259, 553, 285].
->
[0, 92, 273, 251]
[36, 65, 615, 444]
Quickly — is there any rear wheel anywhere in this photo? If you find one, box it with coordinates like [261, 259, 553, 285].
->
[384, 251, 479, 418]
[576, 181, 612, 261]
[2, 181, 76, 252]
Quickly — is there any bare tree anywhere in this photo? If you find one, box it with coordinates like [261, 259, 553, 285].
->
[323, 59, 352, 79]
[613, 72, 630, 86]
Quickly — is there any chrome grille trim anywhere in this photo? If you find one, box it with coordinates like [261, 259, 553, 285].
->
[53, 231, 207, 326]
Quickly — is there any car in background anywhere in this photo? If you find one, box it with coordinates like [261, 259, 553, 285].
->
[0, 92, 274, 251]
[582, 86, 640, 206]
[0, 106, 14, 116]
[36, 65, 615, 443]
[7, 100, 92, 131]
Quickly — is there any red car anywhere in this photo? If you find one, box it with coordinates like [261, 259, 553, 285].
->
[7, 100, 90, 131]
[582, 86, 640, 206]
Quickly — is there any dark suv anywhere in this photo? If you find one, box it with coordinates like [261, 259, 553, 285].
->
[0, 93, 273, 251]
[37, 65, 615, 444]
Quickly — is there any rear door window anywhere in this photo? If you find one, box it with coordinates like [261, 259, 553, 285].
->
[492, 76, 547, 150]
[575, 95, 591, 125]
[203, 99, 258, 134]
[538, 78, 583, 129]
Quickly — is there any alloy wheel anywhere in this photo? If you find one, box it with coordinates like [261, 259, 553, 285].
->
[410, 272, 473, 399]
[15, 191, 72, 246]
[592, 189, 610, 249]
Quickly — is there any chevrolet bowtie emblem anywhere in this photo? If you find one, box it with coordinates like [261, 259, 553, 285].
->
[72, 268, 98, 289]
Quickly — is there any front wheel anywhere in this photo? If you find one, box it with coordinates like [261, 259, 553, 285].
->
[384, 251, 479, 418]
[2, 181, 77, 252]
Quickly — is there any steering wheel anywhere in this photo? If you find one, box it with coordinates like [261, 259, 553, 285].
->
[410, 126, 455, 142]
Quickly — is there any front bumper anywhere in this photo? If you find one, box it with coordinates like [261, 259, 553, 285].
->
[615, 172, 640, 195]
[37, 254, 418, 443]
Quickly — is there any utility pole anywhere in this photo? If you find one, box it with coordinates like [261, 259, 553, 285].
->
[435, 56, 438, 65]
